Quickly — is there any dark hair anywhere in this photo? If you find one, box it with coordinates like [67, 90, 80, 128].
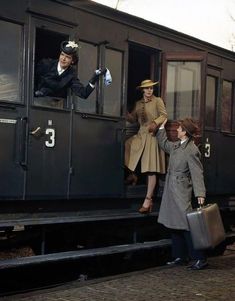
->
[60, 40, 79, 65]
[71, 53, 78, 65]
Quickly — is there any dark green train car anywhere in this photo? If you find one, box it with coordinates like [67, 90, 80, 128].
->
[0, 0, 234, 266]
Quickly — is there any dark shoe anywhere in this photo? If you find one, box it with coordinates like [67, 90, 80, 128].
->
[189, 259, 208, 270]
[166, 258, 188, 266]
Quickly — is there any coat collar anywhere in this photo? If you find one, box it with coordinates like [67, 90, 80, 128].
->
[140, 95, 157, 103]
[51, 60, 72, 77]
[173, 138, 192, 150]
[180, 138, 190, 149]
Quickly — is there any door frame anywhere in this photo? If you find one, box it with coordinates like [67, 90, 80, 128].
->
[25, 17, 76, 199]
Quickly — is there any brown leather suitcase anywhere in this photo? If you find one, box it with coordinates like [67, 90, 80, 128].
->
[186, 203, 226, 250]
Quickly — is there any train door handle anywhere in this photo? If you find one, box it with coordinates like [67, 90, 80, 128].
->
[30, 126, 43, 137]
[18, 117, 27, 169]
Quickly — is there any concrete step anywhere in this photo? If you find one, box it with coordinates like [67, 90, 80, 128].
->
[0, 239, 171, 270]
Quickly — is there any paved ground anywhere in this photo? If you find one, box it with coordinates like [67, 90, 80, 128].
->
[1, 247, 235, 301]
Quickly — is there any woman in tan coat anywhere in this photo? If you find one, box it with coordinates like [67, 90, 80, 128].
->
[125, 79, 167, 213]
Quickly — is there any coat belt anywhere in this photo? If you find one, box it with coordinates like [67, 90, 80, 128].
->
[167, 170, 191, 178]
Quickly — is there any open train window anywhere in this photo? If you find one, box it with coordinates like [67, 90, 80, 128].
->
[0, 20, 22, 102]
[34, 28, 68, 108]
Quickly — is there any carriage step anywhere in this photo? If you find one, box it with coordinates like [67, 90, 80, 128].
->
[0, 239, 171, 270]
[0, 209, 158, 228]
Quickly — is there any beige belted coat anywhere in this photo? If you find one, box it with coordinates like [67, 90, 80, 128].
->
[125, 96, 167, 173]
[156, 128, 206, 230]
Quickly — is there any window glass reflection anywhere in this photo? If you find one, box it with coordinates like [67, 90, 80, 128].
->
[74, 41, 97, 113]
[103, 49, 122, 116]
[222, 80, 232, 132]
[0, 20, 22, 102]
[165, 61, 201, 120]
[205, 75, 217, 128]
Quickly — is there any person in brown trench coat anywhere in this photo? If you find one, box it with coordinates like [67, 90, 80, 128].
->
[125, 79, 167, 213]
[156, 118, 208, 270]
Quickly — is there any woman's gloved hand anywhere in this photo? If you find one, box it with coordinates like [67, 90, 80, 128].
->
[89, 68, 107, 85]
[148, 121, 159, 135]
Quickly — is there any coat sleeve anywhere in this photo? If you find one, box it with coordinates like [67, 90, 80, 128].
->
[71, 78, 94, 99]
[153, 98, 167, 126]
[156, 128, 174, 155]
[187, 148, 206, 198]
[35, 58, 53, 76]
[35, 59, 54, 92]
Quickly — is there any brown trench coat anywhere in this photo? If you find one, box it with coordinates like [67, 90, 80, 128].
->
[156, 128, 206, 230]
[125, 96, 167, 173]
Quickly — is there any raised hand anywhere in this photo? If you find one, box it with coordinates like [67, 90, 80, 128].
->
[89, 68, 107, 85]
[148, 121, 159, 135]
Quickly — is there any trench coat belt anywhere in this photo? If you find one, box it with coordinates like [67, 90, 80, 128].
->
[167, 170, 191, 179]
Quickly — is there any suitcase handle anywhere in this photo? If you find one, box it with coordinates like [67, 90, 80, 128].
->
[197, 203, 212, 210]
[197, 203, 218, 211]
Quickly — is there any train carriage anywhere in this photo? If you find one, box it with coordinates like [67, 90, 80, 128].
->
[0, 0, 234, 266]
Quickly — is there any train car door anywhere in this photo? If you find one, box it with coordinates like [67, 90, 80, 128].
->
[26, 20, 73, 199]
[204, 68, 235, 196]
[218, 78, 235, 195]
[0, 19, 26, 199]
[203, 68, 220, 194]
[69, 44, 124, 198]
[162, 52, 207, 178]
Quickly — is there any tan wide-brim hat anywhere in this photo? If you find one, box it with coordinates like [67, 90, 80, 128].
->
[137, 79, 159, 89]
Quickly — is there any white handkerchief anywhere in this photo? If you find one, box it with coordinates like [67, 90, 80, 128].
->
[104, 68, 112, 86]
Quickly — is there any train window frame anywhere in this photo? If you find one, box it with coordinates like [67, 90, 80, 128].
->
[33, 27, 70, 110]
[168, 62, 201, 119]
[102, 47, 124, 117]
[73, 40, 98, 114]
[127, 42, 161, 113]
[0, 19, 24, 103]
[205, 75, 218, 130]
[162, 52, 206, 121]
[31, 19, 76, 111]
[221, 79, 234, 133]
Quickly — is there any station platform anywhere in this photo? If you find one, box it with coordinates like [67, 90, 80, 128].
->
[1, 244, 234, 301]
